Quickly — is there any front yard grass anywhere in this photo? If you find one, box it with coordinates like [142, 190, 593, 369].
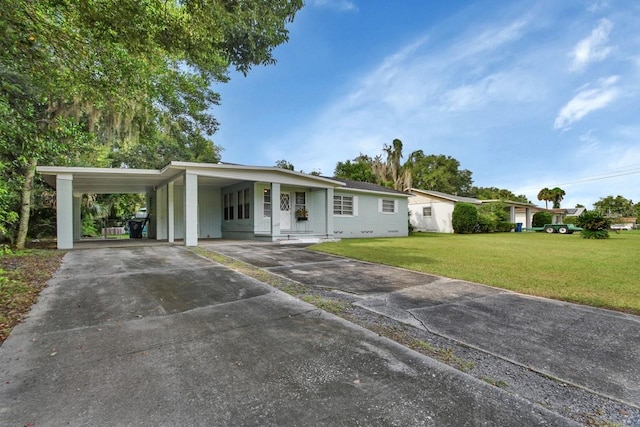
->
[312, 230, 640, 315]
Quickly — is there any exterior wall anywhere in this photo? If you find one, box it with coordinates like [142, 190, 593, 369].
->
[333, 191, 408, 238]
[155, 185, 168, 240]
[198, 186, 222, 238]
[221, 182, 255, 239]
[408, 195, 455, 233]
[253, 183, 329, 240]
[174, 184, 185, 240]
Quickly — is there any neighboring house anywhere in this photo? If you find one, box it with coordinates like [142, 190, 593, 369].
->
[408, 188, 542, 233]
[550, 207, 586, 224]
[408, 189, 481, 233]
[37, 162, 409, 249]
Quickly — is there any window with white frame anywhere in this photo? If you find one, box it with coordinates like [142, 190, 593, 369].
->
[295, 192, 306, 217]
[380, 198, 396, 214]
[423, 206, 432, 217]
[333, 195, 354, 215]
[223, 192, 234, 220]
[263, 189, 271, 218]
[237, 189, 250, 219]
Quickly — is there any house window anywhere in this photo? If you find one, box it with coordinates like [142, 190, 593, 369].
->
[223, 193, 234, 220]
[334, 195, 353, 215]
[263, 189, 271, 218]
[237, 190, 243, 219]
[236, 189, 250, 219]
[423, 206, 432, 217]
[295, 192, 306, 218]
[381, 199, 396, 214]
[243, 189, 250, 219]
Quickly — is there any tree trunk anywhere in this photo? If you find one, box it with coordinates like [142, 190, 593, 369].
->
[15, 157, 38, 250]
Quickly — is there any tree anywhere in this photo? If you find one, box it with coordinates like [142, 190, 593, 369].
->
[275, 159, 295, 170]
[470, 186, 528, 203]
[593, 195, 635, 217]
[537, 188, 553, 209]
[334, 154, 377, 183]
[404, 151, 473, 195]
[550, 187, 566, 209]
[1, 0, 303, 248]
[371, 139, 411, 191]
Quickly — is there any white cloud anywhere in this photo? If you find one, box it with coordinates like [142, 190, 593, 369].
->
[309, 0, 358, 12]
[553, 75, 619, 130]
[587, 0, 610, 13]
[570, 18, 613, 71]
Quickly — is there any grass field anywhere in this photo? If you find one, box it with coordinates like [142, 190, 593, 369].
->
[313, 230, 640, 315]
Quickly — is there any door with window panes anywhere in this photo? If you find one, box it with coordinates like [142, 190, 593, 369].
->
[280, 192, 291, 230]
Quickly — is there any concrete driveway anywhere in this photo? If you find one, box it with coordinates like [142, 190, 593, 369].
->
[0, 245, 575, 426]
[208, 242, 640, 408]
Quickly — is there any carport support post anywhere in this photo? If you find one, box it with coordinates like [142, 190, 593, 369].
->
[184, 172, 198, 246]
[525, 207, 531, 228]
[168, 181, 175, 243]
[56, 174, 74, 250]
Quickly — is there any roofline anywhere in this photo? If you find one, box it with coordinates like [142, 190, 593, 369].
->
[164, 161, 346, 186]
[336, 187, 410, 198]
[408, 188, 481, 204]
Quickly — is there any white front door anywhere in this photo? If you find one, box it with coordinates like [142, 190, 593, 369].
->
[280, 192, 291, 230]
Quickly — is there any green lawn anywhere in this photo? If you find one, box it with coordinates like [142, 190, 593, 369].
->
[312, 230, 640, 315]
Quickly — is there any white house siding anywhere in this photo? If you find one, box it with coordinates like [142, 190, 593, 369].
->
[333, 191, 408, 238]
[408, 195, 455, 233]
[198, 186, 222, 239]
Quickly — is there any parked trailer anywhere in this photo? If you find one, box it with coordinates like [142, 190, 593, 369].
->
[529, 224, 582, 234]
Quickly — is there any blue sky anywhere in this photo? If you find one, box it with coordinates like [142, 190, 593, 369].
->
[212, 0, 640, 209]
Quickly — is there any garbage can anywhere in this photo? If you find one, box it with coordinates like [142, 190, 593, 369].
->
[128, 220, 143, 239]
[515, 222, 523, 232]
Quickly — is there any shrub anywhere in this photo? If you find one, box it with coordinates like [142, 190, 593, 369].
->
[452, 203, 478, 234]
[476, 212, 494, 233]
[496, 221, 516, 232]
[576, 210, 611, 239]
[563, 216, 577, 225]
[532, 211, 552, 227]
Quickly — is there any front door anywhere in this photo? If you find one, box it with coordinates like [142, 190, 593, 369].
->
[280, 192, 291, 230]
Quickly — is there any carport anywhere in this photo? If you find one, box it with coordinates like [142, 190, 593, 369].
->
[38, 164, 186, 249]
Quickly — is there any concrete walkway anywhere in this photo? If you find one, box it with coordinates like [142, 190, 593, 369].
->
[207, 242, 640, 408]
[0, 246, 575, 426]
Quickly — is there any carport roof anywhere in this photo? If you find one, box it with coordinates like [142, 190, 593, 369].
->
[37, 161, 346, 194]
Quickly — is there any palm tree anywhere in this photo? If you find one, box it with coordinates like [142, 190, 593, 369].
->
[551, 187, 566, 209]
[537, 188, 552, 209]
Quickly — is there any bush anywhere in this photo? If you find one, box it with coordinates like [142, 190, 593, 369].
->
[563, 216, 577, 225]
[576, 210, 611, 239]
[496, 221, 516, 232]
[532, 211, 552, 227]
[452, 203, 478, 234]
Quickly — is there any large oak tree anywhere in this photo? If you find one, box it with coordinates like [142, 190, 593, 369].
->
[0, 0, 303, 248]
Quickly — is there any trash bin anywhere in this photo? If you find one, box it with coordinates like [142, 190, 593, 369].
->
[128, 220, 143, 239]
[515, 222, 523, 232]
